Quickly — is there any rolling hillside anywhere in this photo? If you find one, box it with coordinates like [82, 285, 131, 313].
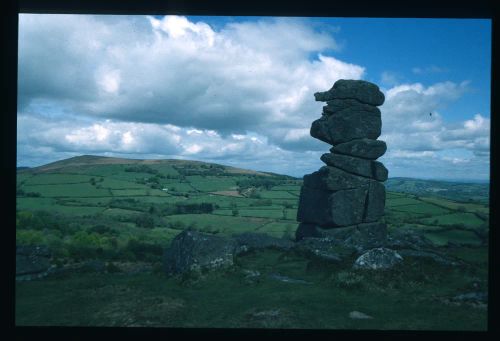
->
[15, 155, 489, 329]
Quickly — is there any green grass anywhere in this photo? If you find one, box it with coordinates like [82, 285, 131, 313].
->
[423, 229, 482, 246]
[419, 213, 486, 229]
[420, 197, 489, 214]
[99, 178, 147, 189]
[386, 191, 406, 199]
[22, 173, 94, 185]
[187, 176, 237, 192]
[164, 214, 269, 234]
[15, 159, 489, 330]
[17, 197, 56, 211]
[270, 185, 302, 191]
[102, 208, 143, 217]
[386, 197, 424, 207]
[22, 183, 111, 198]
[15, 251, 487, 329]
[259, 191, 300, 199]
[388, 202, 451, 216]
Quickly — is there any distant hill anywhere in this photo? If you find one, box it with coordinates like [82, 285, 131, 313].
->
[19, 155, 279, 178]
[385, 177, 489, 203]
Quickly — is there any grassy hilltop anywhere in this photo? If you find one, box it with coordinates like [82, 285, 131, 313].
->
[15, 155, 489, 329]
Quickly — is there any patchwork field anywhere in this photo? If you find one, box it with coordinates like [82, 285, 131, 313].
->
[15, 155, 489, 330]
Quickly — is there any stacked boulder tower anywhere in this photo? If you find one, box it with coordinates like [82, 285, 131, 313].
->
[296, 79, 388, 245]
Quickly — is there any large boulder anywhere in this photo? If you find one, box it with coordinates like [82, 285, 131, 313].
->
[322, 99, 380, 116]
[314, 79, 385, 106]
[310, 107, 381, 145]
[303, 166, 371, 191]
[163, 230, 237, 275]
[297, 186, 368, 227]
[353, 247, 403, 270]
[320, 153, 388, 181]
[330, 138, 387, 160]
[16, 245, 52, 280]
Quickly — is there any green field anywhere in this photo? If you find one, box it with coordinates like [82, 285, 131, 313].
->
[15, 156, 489, 329]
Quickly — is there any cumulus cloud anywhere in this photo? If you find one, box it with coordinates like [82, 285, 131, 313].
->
[17, 14, 490, 180]
[18, 14, 362, 141]
[380, 81, 489, 154]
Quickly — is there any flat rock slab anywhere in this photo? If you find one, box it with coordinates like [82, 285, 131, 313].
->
[320, 153, 388, 181]
[330, 138, 387, 160]
[353, 247, 403, 270]
[322, 99, 381, 116]
[311, 108, 381, 145]
[303, 166, 371, 191]
[314, 79, 385, 106]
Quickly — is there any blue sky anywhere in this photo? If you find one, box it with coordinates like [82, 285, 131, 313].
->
[17, 15, 491, 180]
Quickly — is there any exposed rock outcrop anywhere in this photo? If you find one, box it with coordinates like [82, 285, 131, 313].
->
[296, 79, 388, 245]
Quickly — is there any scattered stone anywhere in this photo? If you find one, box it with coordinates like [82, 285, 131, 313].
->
[320, 153, 388, 181]
[242, 269, 261, 283]
[268, 273, 313, 284]
[452, 292, 488, 304]
[163, 229, 237, 275]
[314, 79, 385, 106]
[353, 248, 403, 270]
[330, 138, 387, 160]
[242, 269, 261, 279]
[349, 311, 374, 319]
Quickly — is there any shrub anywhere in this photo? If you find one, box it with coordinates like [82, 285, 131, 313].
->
[16, 229, 44, 245]
[67, 231, 111, 260]
[88, 224, 114, 235]
[125, 239, 164, 262]
[135, 214, 155, 229]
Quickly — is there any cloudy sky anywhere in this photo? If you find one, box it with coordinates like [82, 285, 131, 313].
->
[17, 15, 491, 181]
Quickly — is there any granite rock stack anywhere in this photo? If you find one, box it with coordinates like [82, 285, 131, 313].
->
[296, 79, 388, 243]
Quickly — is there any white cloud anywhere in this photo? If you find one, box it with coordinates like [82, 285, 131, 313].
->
[19, 14, 364, 147]
[412, 65, 448, 74]
[17, 15, 490, 180]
